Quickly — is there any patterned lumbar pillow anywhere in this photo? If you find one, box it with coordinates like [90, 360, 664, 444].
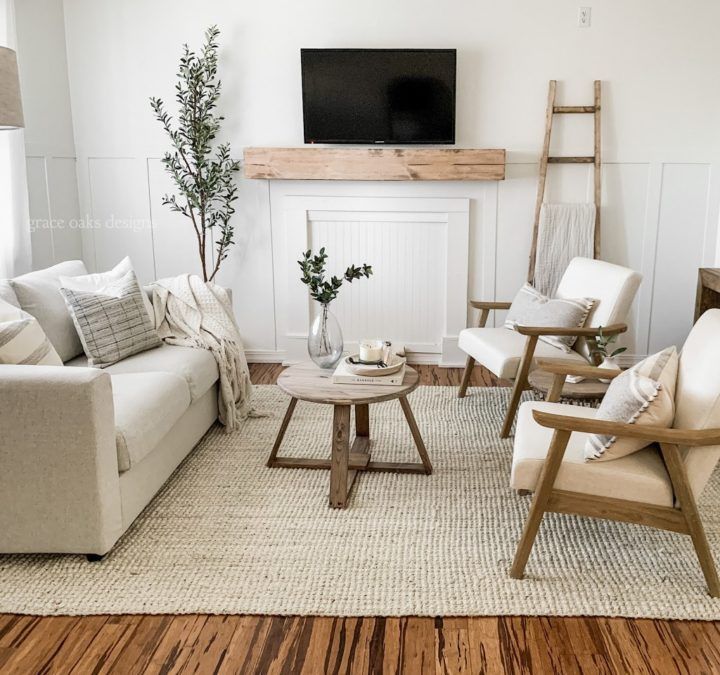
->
[0, 316, 63, 366]
[60, 270, 162, 368]
[584, 346, 679, 461]
[504, 283, 595, 352]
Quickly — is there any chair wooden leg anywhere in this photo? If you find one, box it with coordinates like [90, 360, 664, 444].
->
[458, 356, 476, 398]
[661, 443, 720, 597]
[511, 429, 571, 579]
[500, 336, 538, 439]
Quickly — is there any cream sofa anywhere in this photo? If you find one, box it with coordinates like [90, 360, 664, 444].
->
[0, 261, 219, 557]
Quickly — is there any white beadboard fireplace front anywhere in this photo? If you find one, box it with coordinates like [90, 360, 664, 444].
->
[272, 191, 471, 365]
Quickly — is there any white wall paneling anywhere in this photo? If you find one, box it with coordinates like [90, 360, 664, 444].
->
[65, 159, 720, 363]
[25, 155, 83, 269]
[86, 157, 155, 284]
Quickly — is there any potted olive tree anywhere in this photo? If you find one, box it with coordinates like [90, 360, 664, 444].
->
[150, 26, 239, 282]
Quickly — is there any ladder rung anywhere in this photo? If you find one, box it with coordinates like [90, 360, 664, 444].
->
[547, 156, 595, 164]
[553, 106, 596, 114]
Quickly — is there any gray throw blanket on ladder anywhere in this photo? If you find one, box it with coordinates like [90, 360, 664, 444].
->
[533, 203, 596, 297]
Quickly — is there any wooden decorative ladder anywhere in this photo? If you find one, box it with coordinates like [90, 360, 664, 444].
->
[528, 80, 602, 283]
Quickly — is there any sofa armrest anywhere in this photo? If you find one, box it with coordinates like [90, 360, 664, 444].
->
[0, 365, 123, 554]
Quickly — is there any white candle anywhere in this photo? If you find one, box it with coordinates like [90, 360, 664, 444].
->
[359, 339, 384, 363]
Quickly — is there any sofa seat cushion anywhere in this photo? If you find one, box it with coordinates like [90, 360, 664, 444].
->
[459, 327, 587, 380]
[111, 372, 191, 472]
[510, 401, 674, 507]
[66, 343, 218, 402]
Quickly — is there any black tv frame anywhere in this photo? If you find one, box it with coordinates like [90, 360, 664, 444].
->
[301, 48, 457, 145]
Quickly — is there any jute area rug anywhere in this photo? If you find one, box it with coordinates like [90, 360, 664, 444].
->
[2, 385, 720, 619]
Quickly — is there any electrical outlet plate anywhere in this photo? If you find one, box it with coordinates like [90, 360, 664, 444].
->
[578, 6, 592, 27]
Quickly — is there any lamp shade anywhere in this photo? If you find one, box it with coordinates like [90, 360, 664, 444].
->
[0, 47, 23, 130]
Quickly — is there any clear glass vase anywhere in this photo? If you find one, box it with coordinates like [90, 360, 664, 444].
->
[308, 304, 344, 369]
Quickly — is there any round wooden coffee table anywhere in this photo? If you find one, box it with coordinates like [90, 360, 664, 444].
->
[268, 362, 432, 509]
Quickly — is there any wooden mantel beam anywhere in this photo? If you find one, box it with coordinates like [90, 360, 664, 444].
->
[243, 147, 506, 181]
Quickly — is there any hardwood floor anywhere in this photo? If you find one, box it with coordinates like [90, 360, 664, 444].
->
[1, 363, 717, 674]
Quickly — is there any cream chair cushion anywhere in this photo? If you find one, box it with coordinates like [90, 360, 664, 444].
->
[555, 258, 642, 360]
[111, 372, 191, 472]
[510, 401, 674, 507]
[673, 309, 720, 497]
[458, 327, 586, 380]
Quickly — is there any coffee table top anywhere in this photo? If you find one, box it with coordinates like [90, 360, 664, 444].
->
[278, 362, 419, 405]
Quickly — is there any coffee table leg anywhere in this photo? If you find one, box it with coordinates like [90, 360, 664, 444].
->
[355, 404, 369, 437]
[330, 404, 351, 508]
[399, 396, 433, 475]
[267, 397, 298, 467]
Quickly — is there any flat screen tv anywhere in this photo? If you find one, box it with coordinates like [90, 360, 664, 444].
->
[301, 48, 456, 145]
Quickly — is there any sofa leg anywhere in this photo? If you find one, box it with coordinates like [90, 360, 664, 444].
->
[86, 553, 104, 562]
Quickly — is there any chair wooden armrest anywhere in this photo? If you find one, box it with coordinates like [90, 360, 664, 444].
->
[469, 300, 512, 310]
[535, 358, 623, 381]
[515, 322, 627, 338]
[532, 409, 720, 447]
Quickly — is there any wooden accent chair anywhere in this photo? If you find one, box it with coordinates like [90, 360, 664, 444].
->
[458, 257, 642, 438]
[509, 309, 720, 596]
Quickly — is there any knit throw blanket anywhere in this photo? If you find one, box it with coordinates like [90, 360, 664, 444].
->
[151, 274, 253, 431]
[533, 203, 596, 297]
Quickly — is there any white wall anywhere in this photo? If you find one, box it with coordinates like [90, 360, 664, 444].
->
[21, 0, 720, 360]
[15, 0, 82, 269]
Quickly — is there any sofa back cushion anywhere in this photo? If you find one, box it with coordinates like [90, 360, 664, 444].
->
[0, 280, 19, 308]
[9, 260, 88, 362]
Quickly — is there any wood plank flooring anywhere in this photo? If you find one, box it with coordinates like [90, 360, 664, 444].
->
[1, 362, 718, 674]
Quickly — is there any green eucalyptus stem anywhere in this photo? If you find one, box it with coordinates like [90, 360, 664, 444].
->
[298, 247, 373, 305]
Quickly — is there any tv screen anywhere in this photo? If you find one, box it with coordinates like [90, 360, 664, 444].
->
[301, 48, 456, 145]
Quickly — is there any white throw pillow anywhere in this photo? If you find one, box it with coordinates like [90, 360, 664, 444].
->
[59, 256, 155, 326]
[504, 283, 595, 353]
[0, 316, 63, 366]
[585, 346, 679, 461]
[9, 260, 88, 362]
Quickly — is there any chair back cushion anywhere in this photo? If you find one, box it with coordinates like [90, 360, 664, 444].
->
[675, 309, 720, 496]
[555, 258, 642, 360]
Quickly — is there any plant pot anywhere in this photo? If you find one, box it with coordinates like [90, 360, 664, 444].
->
[598, 356, 621, 384]
[308, 304, 344, 369]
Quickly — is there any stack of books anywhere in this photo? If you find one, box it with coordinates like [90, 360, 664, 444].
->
[331, 358, 406, 386]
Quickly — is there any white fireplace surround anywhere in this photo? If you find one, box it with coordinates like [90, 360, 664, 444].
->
[274, 194, 470, 365]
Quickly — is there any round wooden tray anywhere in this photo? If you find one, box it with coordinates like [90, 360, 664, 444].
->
[528, 369, 609, 401]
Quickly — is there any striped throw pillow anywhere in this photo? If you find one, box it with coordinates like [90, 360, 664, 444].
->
[585, 346, 679, 461]
[0, 316, 63, 365]
[504, 283, 595, 353]
[60, 270, 161, 368]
